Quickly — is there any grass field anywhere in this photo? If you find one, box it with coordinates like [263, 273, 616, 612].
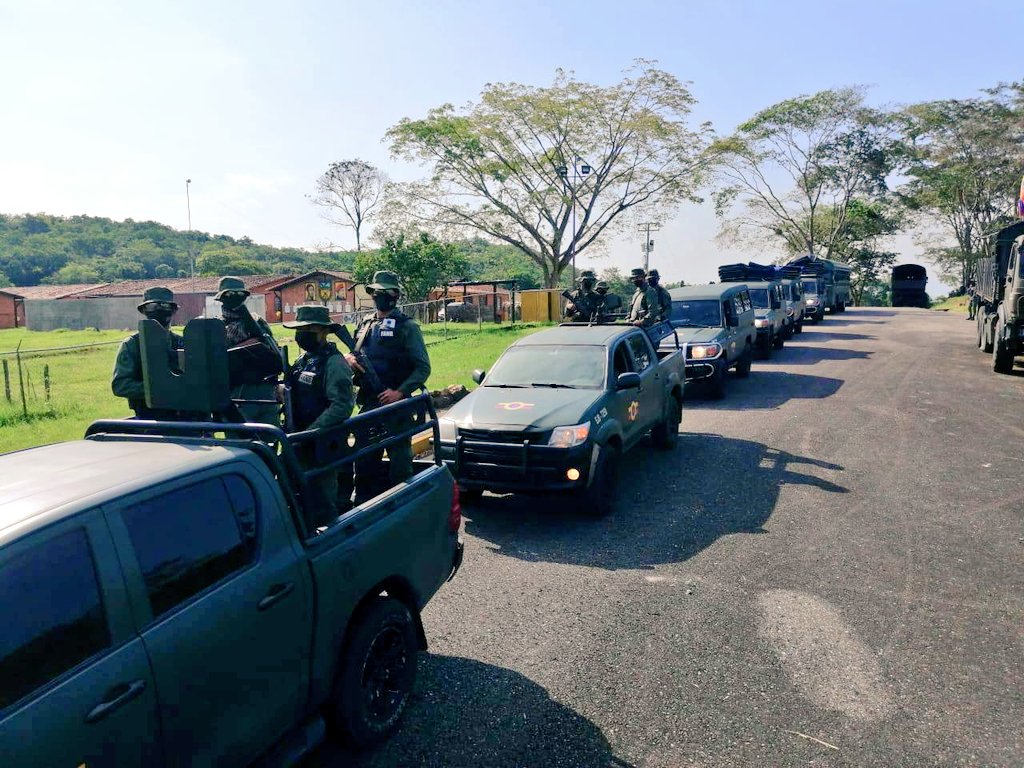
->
[0, 322, 548, 454]
[931, 295, 970, 312]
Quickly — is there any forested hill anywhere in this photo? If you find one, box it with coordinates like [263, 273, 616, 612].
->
[0, 213, 548, 290]
[0, 213, 357, 287]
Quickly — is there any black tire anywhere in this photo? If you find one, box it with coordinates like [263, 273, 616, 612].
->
[459, 488, 484, 504]
[735, 343, 753, 378]
[328, 598, 418, 747]
[772, 330, 785, 350]
[706, 362, 727, 400]
[794, 319, 803, 335]
[652, 395, 682, 448]
[837, 300, 846, 313]
[992, 322, 1014, 374]
[783, 321, 794, 340]
[976, 316, 985, 350]
[981, 318, 994, 353]
[758, 333, 773, 359]
[578, 443, 620, 517]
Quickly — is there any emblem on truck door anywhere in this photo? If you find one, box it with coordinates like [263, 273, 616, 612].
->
[496, 402, 535, 411]
[627, 401, 640, 421]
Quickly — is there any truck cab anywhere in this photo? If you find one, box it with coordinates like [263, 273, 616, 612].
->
[779, 278, 804, 337]
[978, 222, 1024, 373]
[663, 283, 756, 398]
[802, 276, 826, 322]
[744, 280, 786, 357]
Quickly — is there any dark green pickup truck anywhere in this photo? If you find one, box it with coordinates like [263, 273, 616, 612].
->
[0, 397, 462, 767]
[435, 323, 685, 516]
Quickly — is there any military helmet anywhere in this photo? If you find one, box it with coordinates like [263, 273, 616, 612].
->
[215, 275, 250, 301]
[137, 286, 178, 312]
[283, 304, 335, 329]
[579, 269, 597, 280]
[365, 270, 402, 294]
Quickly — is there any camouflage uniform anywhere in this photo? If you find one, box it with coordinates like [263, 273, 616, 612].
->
[647, 269, 673, 323]
[564, 269, 602, 322]
[350, 271, 431, 504]
[627, 273, 661, 328]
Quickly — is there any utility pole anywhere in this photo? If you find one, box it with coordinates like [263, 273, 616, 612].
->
[185, 178, 194, 291]
[638, 222, 661, 271]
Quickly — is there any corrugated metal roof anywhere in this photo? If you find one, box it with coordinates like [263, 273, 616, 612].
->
[71, 274, 294, 297]
[0, 283, 108, 300]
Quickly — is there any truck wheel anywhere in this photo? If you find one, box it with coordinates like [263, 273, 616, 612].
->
[794, 320, 803, 335]
[328, 598, 418, 747]
[976, 316, 985, 350]
[837, 300, 846, 313]
[981, 318, 994, 353]
[707, 362, 727, 400]
[652, 395, 683, 447]
[758, 334, 772, 359]
[579, 444, 620, 517]
[735, 343, 753, 378]
[992, 323, 1014, 374]
[772, 331, 785, 350]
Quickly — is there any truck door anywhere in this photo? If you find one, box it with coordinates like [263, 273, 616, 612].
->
[0, 514, 162, 768]
[108, 467, 311, 768]
[611, 339, 643, 445]
[626, 332, 662, 439]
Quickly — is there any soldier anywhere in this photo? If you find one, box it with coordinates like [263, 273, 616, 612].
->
[564, 269, 601, 321]
[346, 271, 431, 504]
[627, 268, 660, 328]
[967, 280, 979, 321]
[647, 269, 673, 323]
[111, 286, 185, 419]
[282, 305, 355, 526]
[215, 276, 282, 425]
[595, 280, 623, 321]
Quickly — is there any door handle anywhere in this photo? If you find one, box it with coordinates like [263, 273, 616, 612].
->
[86, 680, 147, 724]
[258, 581, 296, 611]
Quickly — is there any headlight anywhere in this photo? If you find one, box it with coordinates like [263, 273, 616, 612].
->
[439, 417, 457, 441]
[805, 298, 817, 305]
[548, 422, 590, 448]
[689, 343, 722, 359]
[754, 318, 768, 328]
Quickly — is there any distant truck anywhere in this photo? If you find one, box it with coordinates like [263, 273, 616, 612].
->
[436, 323, 685, 517]
[663, 283, 756, 398]
[976, 220, 1024, 374]
[788, 255, 852, 320]
[890, 264, 929, 308]
[779, 278, 805, 337]
[0, 325, 463, 765]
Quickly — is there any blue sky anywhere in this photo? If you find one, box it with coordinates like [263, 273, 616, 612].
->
[0, 0, 1015, 287]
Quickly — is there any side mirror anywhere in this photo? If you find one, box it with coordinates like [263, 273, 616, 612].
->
[471, 369, 486, 384]
[727, 315, 739, 327]
[616, 372, 641, 390]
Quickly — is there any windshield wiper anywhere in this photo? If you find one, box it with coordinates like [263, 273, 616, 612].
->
[486, 383, 527, 388]
[531, 382, 578, 389]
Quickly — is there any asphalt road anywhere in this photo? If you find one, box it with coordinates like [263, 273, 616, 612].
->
[319, 307, 1023, 768]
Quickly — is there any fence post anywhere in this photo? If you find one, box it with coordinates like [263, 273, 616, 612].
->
[15, 342, 28, 419]
[2, 359, 10, 403]
[44, 364, 50, 402]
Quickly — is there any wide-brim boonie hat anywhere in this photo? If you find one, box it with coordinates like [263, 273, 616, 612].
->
[365, 270, 402, 294]
[283, 304, 334, 329]
[137, 286, 178, 312]
[215, 276, 250, 300]
[630, 268, 647, 278]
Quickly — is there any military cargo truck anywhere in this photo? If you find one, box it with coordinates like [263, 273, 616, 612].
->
[787, 255, 852, 319]
[975, 220, 1024, 373]
[891, 264, 929, 308]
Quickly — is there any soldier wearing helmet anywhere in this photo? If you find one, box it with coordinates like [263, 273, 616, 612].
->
[564, 269, 601, 322]
[594, 279, 623, 320]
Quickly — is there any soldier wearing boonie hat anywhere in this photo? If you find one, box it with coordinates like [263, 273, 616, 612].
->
[563, 268, 602, 322]
[646, 269, 672, 323]
[111, 286, 185, 418]
[627, 268, 659, 328]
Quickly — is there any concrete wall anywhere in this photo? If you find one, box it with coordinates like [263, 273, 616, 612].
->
[203, 294, 267, 320]
[26, 297, 145, 331]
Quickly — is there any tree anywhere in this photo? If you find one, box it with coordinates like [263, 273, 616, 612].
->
[712, 87, 901, 260]
[0, 271, 11, 288]
[897, 84, 1024, 288]
[311, 160, 387, 251]
[597, 266, 633, 299]
[43, 263, 102, 284]
[456, 237, 544, 289]
[353, 233, 469, 303]
[386, 62, 712, 288]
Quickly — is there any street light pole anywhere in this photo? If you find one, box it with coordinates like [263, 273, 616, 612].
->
[185, 178, 194, 290]
[556, 159, 591, 285]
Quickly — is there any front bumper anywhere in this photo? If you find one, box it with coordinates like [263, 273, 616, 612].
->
[684, 359, 719, 380]
[438, 436, 594, 493]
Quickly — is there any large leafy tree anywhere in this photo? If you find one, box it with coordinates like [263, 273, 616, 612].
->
[897, 84, 1024, 288]
[385, 62, 712, 288]
[353, 233, 469, 303]
[712, 87, 901, 260]
[310, 160, 387, 251]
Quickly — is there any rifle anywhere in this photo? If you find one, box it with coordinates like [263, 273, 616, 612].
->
[279, 344, 295, 432]
[561, 290, 602, 325]
[331, 323, 386, 401]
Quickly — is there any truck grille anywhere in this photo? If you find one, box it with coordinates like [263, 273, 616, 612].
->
[458, 428, 549, 445]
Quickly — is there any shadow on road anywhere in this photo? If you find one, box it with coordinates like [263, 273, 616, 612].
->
[842, 309, 896, 317]
[758, 346, 871, 365]
[797, 329, 876, 342]
[314, 655, 633, 768]
[685, 370, 843, 410]
[461, 432, 847, 570]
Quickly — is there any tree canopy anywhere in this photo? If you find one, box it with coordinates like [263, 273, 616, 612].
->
[354, 232, 469, 302]
[310, 160, 387, 251]
[386, 62, 712, 287]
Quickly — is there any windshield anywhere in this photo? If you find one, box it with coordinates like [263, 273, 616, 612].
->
[485, 345, 606, 389]
[670, 300, 722, 327]
[802, 280, 819, 295]
[748, 289, 770, 309]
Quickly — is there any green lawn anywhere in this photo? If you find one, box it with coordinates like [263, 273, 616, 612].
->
[931, 295, 969, 312]
[0, 322, 548, 454]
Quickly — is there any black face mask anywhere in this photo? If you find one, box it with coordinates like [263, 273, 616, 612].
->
[649, 278, 660, 287]
[220, 294, 247, 310]
[145, 310, 174, 328]
[295, 330, 321, 352]
[581, 280, 596, 292]
[373, 292, 398, 311]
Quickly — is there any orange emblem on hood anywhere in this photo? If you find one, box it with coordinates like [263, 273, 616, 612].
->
[496, 402, 535, 411]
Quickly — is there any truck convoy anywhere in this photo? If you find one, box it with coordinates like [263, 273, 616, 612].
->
[787, 255, 852, 321]
[436, 323, 685, 517]
[975, 220, 1024, 374]
[890, 264, 929, 308]
[0, 320, 463, 766]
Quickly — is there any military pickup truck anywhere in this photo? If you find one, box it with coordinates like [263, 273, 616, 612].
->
[779, 278, 805, 338]
[663, 283, 756, 398]
[0, 343, 462, 766]
[435, 323, 685, 517]
[743, 281, 786, 357]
